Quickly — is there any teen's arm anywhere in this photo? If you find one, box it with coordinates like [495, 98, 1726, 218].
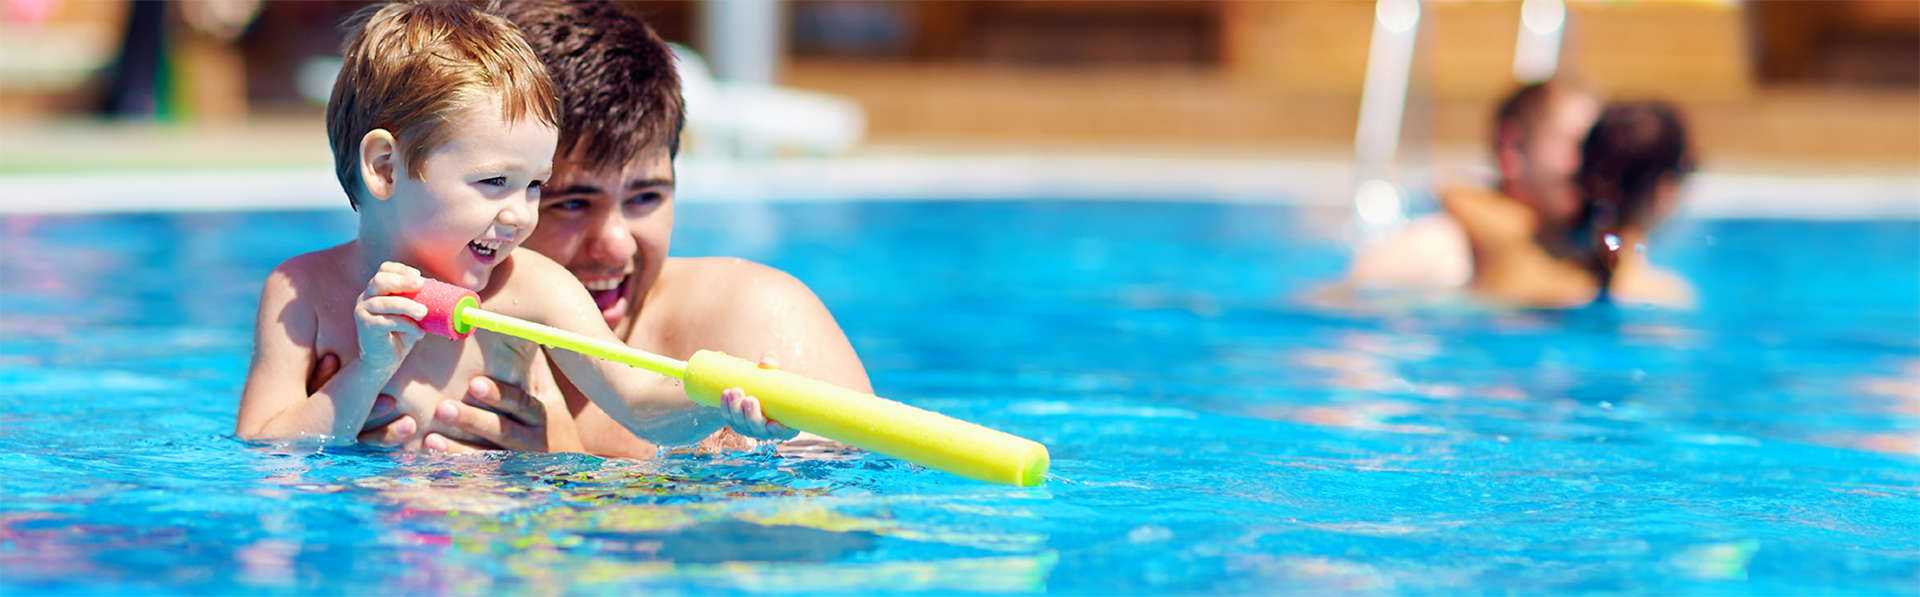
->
[417, 367, 587, 454]
[235, 262, 426, 441]
[567, 259, 869, 452]
[691, 260, 872, 395]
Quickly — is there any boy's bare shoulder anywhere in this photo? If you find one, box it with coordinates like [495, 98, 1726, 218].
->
[490, 247, 594, 312]
[252, 244, 359, 350]
[261, 244, 356, 308]
[495, 247, 572, 289]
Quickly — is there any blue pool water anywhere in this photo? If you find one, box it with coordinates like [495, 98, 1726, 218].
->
[2, 201, 1917, 595]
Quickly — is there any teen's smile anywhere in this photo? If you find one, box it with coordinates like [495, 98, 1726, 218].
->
[580, 270, 634, 319]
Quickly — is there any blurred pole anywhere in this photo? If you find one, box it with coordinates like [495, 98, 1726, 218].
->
[700, 0, 782, 85]
[1512, 0, 1565, 83]
[100, 0, 169, 118]
[1353, 0, 1420, 238]
[176, 0, 262, 125]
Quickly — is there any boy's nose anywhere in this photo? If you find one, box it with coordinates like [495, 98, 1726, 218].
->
[498, 195, 534, 230]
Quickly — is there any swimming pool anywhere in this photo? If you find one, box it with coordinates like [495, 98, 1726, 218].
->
[3, 200, 1916, 595]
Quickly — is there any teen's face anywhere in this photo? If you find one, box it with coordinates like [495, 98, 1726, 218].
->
[520, 146, 674, 332]
[387, 96, 557, 290]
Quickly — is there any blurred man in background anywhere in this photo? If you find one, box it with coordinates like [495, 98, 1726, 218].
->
[1341, 81, 1601, 297]
[1344, 80, 1696, 309]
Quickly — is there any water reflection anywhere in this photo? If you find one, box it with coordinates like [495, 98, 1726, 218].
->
[5, 206, 1918, 594]
[231, 449, 1060, 593]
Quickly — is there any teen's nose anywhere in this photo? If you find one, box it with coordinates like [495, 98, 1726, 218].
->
[583, 209, 637, 266]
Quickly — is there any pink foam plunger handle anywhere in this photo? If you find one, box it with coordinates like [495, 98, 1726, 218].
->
[396, 279, 480, 340]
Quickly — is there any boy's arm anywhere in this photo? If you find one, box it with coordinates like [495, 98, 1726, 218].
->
[508, 254, 723, 447]
[236, 263, 426, 442]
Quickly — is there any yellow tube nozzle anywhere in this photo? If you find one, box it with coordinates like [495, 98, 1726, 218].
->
[682, 351, 1049, 487]
[454, 300, 687, 379]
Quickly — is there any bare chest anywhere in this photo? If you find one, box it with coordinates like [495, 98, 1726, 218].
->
[311, 303, 538, 447]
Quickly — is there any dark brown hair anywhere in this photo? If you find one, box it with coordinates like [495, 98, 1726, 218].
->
[1490, 79, 1591, 154]
[1577, 100, 1696, 232]
[492, 0, 686, 173]
[327, 0, 559, 208]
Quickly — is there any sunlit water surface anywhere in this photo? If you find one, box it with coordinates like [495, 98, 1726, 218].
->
[2, 201, 1917, 595]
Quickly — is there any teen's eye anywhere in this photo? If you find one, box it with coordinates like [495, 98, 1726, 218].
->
[545, 198, 589, 213]
[625, 192, 664, 208]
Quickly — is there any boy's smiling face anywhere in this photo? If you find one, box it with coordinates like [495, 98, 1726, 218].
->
[382, 93, 558, 290]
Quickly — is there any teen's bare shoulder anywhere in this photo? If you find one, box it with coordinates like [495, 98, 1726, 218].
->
[655, 256, 871, 392]
[650, 257, 844, 352]
[661, 257, 818, 319]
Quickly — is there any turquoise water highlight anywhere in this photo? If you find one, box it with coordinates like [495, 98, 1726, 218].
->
[2, 201, 1917, 594]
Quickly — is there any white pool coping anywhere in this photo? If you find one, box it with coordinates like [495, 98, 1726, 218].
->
[1, 155, 1915, 220]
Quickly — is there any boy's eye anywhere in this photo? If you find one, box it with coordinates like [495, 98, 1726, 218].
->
[529, 180, 545, 190]
[478, 177, 507, 187]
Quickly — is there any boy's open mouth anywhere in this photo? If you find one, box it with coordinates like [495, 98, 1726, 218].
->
[468, 239, 505, 264]
[583, 274, 630, 316]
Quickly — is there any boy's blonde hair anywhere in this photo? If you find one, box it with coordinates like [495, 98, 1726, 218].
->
[326, 0, 559, 208]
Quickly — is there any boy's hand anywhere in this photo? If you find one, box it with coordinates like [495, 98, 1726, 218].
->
[716, 353, 799, 442]
[305, 352, 417, 446]
[356, 262, 429, 371]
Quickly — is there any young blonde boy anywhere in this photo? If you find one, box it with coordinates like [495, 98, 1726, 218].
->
[235, 0, 785, 449]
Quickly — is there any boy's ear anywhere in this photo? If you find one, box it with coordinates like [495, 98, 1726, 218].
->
[359, 129, 400, 201]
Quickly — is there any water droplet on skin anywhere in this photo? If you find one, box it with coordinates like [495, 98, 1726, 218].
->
[1603, 234, 1622, 252]
[1635, 243, 1646, 255]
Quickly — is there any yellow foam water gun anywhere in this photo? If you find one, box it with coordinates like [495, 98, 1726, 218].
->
[400, 279, 1049, 486]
